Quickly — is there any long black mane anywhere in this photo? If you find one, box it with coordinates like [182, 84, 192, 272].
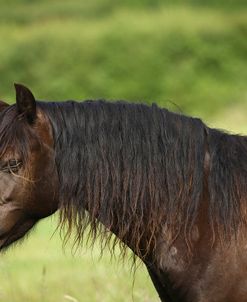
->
[38, 100, 247, 257]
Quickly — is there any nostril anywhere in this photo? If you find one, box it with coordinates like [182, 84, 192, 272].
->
[3, 196, 11, 202]
[0, 196, 11, 205]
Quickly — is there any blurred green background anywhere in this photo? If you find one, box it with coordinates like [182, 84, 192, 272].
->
[0, 0, 246, 301]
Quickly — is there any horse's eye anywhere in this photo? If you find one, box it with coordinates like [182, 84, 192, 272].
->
[0, 159, 22, 173]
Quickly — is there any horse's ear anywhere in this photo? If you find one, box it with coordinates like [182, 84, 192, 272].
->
[0, 100, 9, 112]
[14, 83, 36, 123]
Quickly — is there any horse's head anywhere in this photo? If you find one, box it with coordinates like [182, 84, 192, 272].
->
[0, 84, 59, 250]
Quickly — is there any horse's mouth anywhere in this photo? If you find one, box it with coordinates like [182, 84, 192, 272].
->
[0, 218, 36, 251]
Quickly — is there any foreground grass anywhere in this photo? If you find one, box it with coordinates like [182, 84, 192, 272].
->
[0, 217, 158, 302]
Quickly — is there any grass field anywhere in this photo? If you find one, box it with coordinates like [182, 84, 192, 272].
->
[0, 0, 246, 301]
[0, 216, 159, 302]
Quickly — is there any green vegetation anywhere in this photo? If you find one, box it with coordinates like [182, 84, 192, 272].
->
[0, 217, 158, 302]
[0, 1, 246, 301]
[0, 0, 246, 123]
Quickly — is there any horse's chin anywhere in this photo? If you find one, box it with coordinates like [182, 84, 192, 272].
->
[0, 218, 37, 251]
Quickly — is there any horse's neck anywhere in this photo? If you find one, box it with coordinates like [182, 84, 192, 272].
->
[40, 101, 150, 257]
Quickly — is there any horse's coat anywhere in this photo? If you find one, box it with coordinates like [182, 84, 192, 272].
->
[0, 84, 247, 301]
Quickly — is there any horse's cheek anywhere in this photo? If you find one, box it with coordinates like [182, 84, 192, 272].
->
[30, 167, 59, 218]
[32, 180, 59, 218]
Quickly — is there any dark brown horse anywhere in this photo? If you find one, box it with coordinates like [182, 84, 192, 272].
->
[0, 84, 247, 302]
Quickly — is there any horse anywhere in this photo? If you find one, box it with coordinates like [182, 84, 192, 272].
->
[0, 84, 247, 302]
